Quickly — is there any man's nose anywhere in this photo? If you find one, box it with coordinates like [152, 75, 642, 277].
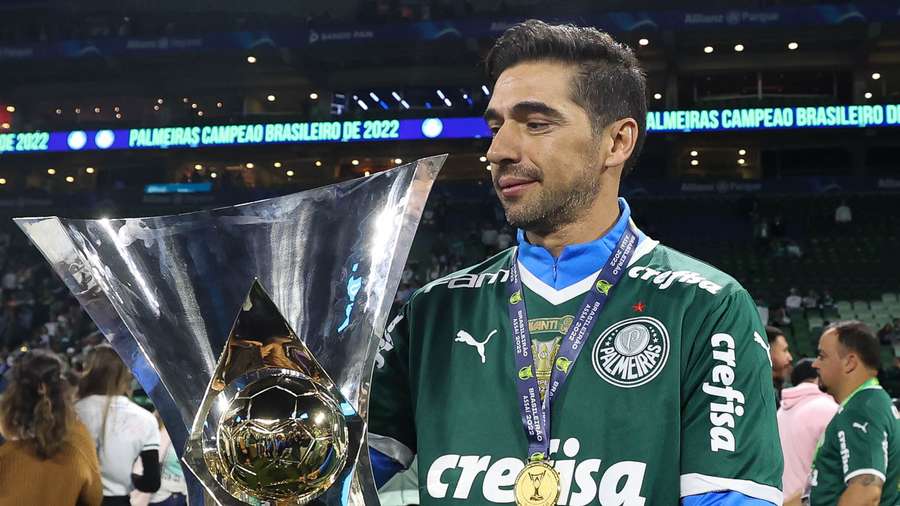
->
[486, 123, 522, 167]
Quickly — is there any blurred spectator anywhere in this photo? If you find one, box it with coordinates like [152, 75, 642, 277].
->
[834, 200, 852, 224]
[772, 215, 786, 238]
[820, 289, 834, 308]
[421, 208, 435, 227]
[496, 227, 513, 251]
[777, 358, 838, 501]
[802, 290, 819, 309]
[756, 298, 770, 326]
[878, 322, 895, 345]
[76, 345, 161, 506]
[785, 288, 802, 311]
[426, 255, 443, 281]
[401, 265, 416, 285]
[480, 222, 498, 250]
[394, 283, 415, 306]
[131, 412, 187, 506]
[770, 306, 791, 327]
[2, 269, 16, 291]
[784, 239, 803, 259]
[892, 318, 900, 343]
[0, 350, 102, 505]
[767, 326, 794, 407]
[753, 217, 770, 250]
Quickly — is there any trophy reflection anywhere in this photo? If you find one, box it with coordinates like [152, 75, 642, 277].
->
[189, 279, 357, 504]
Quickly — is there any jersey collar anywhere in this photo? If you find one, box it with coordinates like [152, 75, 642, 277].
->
[516, 197, 645, 291]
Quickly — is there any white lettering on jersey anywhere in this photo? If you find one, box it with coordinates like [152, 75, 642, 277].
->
[627, 266, 723, 295]
[426, 454, 460, 498]
[425, 437, 648, 504]
[455, 329, 498, 364]
[422, 269, 510, 293]
[375, 313, 402, 369]
[704, 333, 746, 452]
[838, 430, 849, 474]
[598, 461, 647, 506]
[453, 455, 491, 498]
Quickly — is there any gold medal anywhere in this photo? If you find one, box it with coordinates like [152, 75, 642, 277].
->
[514, 460, 560, 506]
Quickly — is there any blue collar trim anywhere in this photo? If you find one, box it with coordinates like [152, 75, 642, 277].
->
[516, 198, 643, 290]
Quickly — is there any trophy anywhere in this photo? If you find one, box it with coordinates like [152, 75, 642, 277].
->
[16, 155, 446, 505]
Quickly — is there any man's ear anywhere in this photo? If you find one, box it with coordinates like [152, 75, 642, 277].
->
[844, 352, 859, 375]
[602, 118, 639, 170]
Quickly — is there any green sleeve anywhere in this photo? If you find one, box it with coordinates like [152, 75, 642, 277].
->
[368, 304, 417, 466]
[679, 289, 784, 503]
[832, 403, 890, 482]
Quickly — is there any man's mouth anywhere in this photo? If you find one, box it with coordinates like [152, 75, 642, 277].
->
[497, 176, 538, 197]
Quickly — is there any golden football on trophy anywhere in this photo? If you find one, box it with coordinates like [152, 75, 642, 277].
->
[207, 373, 349, 502]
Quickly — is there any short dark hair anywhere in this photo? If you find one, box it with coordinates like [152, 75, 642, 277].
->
[827, 320, 881, 370]
[485, 19, 647, 177]
[791, 358, 818, 385]
[766, 325, 785, 344]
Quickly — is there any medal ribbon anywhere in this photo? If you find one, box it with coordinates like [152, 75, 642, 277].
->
[507, 226, 638, 461]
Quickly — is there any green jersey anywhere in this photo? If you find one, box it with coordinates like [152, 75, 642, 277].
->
[808, 382, 900, 505]
[370, 237, 783, 505]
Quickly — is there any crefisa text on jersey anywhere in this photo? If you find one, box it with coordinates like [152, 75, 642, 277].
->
[426, 437, 647, 505]
[703, 333, 746, 452]
[627, 266, 723, 295]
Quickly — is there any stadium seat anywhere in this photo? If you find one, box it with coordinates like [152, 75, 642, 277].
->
[835, 300, 853, 316]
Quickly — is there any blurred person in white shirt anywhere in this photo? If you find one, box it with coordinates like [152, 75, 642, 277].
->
[76, 344, 161, 506]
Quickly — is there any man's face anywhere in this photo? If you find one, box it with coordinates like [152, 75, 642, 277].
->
[770, 334, 793, 381]
[484, 61, 607, 234]
[813, 329, 843, 395]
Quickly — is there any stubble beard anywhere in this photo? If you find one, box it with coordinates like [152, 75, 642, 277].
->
[500, 162, 603, 235]
[817, 374, 830, 394]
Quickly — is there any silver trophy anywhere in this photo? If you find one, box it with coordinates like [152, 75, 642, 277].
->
[16, 155, 446, 505]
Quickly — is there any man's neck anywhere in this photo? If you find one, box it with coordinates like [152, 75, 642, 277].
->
[524, 196, 620, 258]
[835, 373, 877, 404]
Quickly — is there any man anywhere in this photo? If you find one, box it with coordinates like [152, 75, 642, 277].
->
[786, 288, 803, 311]
[777, 358, 838, 500]
[767, 325, 793, 406]
[804, 321, 899, 505]
[369, 20, 782, 505]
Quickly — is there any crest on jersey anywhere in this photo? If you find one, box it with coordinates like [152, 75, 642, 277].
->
[591, 317, 670, 388]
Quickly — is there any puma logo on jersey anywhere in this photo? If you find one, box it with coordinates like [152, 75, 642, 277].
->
[455, 329, 498, 364]
[753, 331, 773, 367]
[853, 422, 869, 433]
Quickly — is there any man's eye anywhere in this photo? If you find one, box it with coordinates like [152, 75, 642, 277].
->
[527, 122, 549, 131]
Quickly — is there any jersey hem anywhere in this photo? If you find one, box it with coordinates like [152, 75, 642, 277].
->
[844, 468, 886, 483]
[680, 473, 783, 504]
